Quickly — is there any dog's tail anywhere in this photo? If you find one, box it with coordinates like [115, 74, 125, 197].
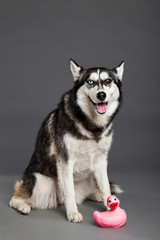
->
[110, 182, 124, 194]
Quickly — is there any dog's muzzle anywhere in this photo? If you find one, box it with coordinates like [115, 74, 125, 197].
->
[97, 92, 106, 101]
[89, 97, 108, 115]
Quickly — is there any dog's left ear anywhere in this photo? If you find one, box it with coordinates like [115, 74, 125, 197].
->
[112, 61, 125, 82]
[70, 59, 82, 81]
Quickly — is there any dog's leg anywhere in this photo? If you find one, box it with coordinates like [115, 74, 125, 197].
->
[93, 158, 111, 210]
[31, 173, 58, 210]
[88, 182, 123, 202]
[9, 175, 35, 214]
[10, 173, 58, 213]
[57, 161, 83, 223]
[75, 175, 95, 204]
[9, 197, 31, 215]
[87, 185, 102, 202]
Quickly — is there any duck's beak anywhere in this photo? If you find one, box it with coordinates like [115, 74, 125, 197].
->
[110, 202, 118, 208]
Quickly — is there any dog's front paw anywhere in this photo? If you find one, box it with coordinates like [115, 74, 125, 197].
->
[67, 211, 83, 223]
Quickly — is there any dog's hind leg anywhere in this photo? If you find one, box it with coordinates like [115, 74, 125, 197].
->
[9, 173, 58, 214]
[9, 174, 35, 215]
[75, 176, 95, 205]
[30, 173, 58, 210]
[87, 182, 123, 202]
[9, 197, 31, 215]
[87, 185, 102, 202]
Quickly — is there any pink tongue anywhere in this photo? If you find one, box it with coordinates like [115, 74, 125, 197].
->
[97, 103, 107, 114]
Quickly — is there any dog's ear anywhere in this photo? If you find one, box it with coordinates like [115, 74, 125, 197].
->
[112, 61, 124, 82]
[70, 59, 82, 81]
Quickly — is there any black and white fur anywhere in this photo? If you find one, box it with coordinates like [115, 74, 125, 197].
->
[9, 60, 124, 223]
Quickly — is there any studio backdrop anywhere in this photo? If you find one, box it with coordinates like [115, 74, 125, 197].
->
[0, 0, 159, 175]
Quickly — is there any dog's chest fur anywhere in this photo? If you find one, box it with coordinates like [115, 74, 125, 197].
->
[64, 131, 112, 181]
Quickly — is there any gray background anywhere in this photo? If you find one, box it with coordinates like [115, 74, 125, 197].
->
[0, 0, 160, 240]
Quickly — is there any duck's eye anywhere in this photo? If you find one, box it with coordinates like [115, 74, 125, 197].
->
[88, 80, 94, 85]
[114, 198, 117, 202]
[109, 200, 112, 204]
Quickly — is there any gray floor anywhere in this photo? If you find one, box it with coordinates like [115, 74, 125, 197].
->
[0, 172, 159, 240]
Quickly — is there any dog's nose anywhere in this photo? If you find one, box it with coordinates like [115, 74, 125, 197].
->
[97, 92, 106, 101]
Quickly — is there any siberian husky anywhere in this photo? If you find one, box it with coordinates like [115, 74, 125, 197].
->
[9, 60, 124, 223]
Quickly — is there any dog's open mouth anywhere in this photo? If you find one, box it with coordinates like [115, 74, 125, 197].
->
[89, 98, 108, 114]
[97, 103, 108, 114]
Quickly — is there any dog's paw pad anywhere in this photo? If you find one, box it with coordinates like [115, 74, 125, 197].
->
[67, 211, 83, 223]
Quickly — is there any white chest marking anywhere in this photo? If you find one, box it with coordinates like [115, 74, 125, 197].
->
[64, 133, 112, 181]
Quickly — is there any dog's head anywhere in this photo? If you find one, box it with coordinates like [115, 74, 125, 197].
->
[70, 59, 124, 120]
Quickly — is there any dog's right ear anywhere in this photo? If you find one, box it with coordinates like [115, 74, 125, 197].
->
[112, 61, 125, 82]
[70, 59, 82, 81]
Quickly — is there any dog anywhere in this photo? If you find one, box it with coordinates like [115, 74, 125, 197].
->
[9, 59, 124, 223]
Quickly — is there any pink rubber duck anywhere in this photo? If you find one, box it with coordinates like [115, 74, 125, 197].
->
[93, 195, 127, 228]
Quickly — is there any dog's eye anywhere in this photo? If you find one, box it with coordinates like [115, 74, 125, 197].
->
[88, 80, 94, 85]
[114, 198, 117, 202]
[104, 79, 112, 85]
[109, 200, 112, 204]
